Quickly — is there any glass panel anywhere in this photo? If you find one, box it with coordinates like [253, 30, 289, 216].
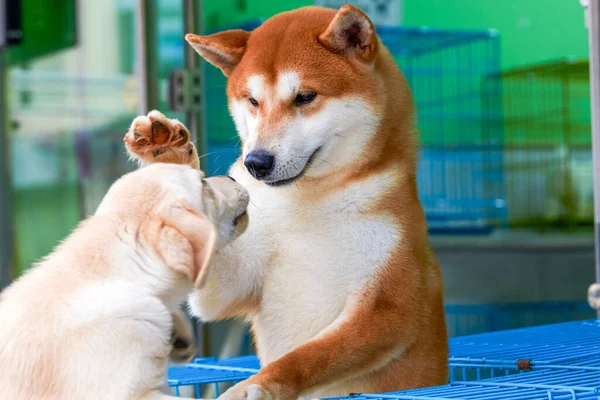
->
[8, 1, 139, 274]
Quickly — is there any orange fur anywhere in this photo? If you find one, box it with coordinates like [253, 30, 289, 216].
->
[145, 4, 448, 398]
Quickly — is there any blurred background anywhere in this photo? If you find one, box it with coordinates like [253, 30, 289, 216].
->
[0, 0, 597, 359]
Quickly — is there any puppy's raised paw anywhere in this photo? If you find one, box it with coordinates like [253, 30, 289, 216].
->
[124, 110, 199, 169]
[169, 311, 197, 364]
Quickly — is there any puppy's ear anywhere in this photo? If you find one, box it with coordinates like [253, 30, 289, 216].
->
[185, 30, 250, 76]
[318, 5, 378, 63]
[158, 204, 217, 288]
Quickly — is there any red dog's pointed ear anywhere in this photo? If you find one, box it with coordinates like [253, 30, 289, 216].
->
[185, 30, 250, 76]
[318, 5, 378, 63]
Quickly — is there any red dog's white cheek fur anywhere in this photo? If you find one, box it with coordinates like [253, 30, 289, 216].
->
[231, 82, 380, 181]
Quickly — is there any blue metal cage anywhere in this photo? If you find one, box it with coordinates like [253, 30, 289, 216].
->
[202, 22, 506, 233]
[167, 320, 600, 399]
[445, 301, 595, 338]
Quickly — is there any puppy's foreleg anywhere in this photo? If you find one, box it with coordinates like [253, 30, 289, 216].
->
[169, 310, 197, 364]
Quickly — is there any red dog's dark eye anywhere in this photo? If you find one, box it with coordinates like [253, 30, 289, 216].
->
[249, 97, 259, 107]
[295, 92, 317, 106]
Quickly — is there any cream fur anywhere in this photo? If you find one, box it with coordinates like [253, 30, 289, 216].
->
[0, 163, 249, 400]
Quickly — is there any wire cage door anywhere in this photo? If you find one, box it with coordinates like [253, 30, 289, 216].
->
[487, 59, 593, 230]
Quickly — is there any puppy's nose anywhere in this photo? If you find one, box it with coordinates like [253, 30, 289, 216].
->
[244, 150, 274, 180]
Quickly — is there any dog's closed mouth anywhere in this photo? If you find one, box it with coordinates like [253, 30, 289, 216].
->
[264, 147, 321, 187]
[233, 210, 247, 226]
[265, 175, 303, 187]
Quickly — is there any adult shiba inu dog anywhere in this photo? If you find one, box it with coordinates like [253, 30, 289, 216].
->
[125, 4, 448, 399]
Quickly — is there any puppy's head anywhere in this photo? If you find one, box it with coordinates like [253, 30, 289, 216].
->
[186, 5, 386, 187]
[96, 163, 249, 287]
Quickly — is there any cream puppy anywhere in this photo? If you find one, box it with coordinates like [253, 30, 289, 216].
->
[0, 163, 249, 400]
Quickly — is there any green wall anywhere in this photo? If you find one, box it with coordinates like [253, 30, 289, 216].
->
[204, 0, 311, 31]
[14, 184, 80, 274]
[402, 0, 589, 69]
[203, 0, 589, 69]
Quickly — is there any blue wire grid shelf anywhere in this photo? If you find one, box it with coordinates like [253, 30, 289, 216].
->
[168, 320, 600, 399]
[334, 357, 600, 400]
[168, 355, 260, 397]
[449, 320, 600, 379]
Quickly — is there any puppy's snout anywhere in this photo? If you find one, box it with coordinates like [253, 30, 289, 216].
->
[204, 176, 250, 215]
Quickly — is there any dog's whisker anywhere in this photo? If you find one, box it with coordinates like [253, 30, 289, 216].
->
[298, 154, 333, 167]
[248, 199, 260, 210]
[289, 161, 303, 176]
[227, 135, 242, 146]
[197, 152, 217, 160]
[313, 157, 334, 168]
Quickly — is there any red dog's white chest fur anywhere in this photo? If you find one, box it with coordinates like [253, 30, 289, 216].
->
[232, 167, 401, 362]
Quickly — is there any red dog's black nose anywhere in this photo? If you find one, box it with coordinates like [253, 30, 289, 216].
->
[244, 150, 274, 179]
